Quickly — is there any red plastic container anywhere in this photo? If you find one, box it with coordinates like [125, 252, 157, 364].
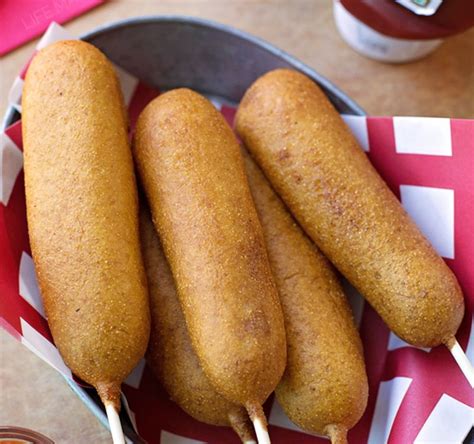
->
[334, 0, 474, 62]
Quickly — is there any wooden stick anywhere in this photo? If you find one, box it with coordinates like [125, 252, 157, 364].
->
[228, 409, 258, 444]
[447, 338, 474, 388]
[246, 402, 271, 444]
[252, 417, 271, 444]
[105, 402, 126, 444]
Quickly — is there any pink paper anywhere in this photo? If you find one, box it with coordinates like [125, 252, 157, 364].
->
[0, 0, 103, 56]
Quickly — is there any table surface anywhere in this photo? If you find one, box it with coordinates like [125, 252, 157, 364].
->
[1, 1, 473, 443]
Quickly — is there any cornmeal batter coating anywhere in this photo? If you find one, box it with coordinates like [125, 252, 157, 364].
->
[133, 89, 286, 410]
[22, 40, 150, 409]
[244, 152, 367, 442]
[140, 208, 255, 443]
[235, 69, 464, 348]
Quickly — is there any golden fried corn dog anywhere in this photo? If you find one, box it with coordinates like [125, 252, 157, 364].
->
[134, 89, 286, 438]
[140, 207, 256, 444]
[22, 41, 150, 412]
[235, 69, 464, 348]
[244, 152, 367, 443]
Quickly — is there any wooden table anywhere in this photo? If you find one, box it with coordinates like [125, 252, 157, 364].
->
[1, 1, 473, 442]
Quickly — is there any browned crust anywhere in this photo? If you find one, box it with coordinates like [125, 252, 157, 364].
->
[22, 40, 150, 403]
[244, 152, 368, 435]
[140, 207, 252, 435]
[235, 69, 464, 348]
[96, 382, 122, 412]
[326, 425, 348, 444]
[133, 89, 286, 406]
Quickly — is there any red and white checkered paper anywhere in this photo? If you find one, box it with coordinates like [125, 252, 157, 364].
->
[1, 23, 473, 444]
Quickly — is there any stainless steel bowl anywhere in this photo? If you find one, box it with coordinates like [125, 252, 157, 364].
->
[2, 16, 365, 442]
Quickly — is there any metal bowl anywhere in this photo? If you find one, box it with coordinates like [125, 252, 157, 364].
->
[2, 15, 364, 442]
[3, 15, 364, 130]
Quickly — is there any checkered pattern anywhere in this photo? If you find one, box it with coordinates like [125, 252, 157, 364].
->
[1, 23, 472, 444]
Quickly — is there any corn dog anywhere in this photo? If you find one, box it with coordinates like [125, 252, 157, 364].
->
[235, 69, 464, 348]
[244, 151, 367, 443]
[133, 89, 287, 438]
[22, 41, 150, 413]
[140, 207, 256, 443]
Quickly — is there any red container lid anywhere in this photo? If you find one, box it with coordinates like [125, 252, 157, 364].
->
[341, 0, 474, 40]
